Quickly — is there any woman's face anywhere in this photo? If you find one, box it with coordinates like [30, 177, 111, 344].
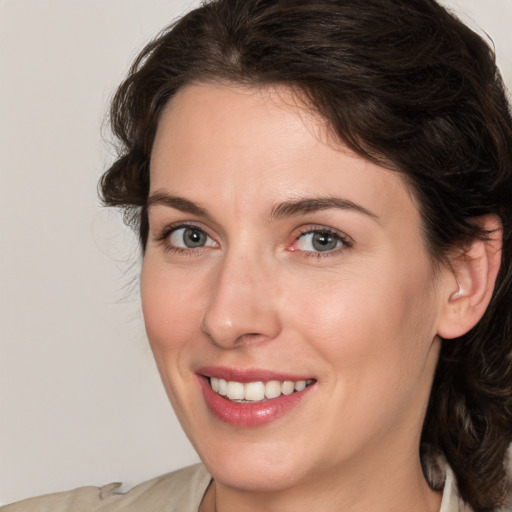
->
[142, 84, 450, 492]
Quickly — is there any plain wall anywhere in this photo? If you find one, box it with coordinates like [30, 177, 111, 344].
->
[1, 0, 511, 505]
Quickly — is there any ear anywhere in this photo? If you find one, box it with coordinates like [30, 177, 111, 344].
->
[437, 215, 502, 340]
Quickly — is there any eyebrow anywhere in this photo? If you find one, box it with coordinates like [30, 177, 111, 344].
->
[267, 197, 379, 222]
[146, 191, 379, 222]
[146, 191, 210, 218]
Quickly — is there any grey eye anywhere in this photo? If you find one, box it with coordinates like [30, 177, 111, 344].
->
[297, 231, 343, 252]
[169, 227, 215, 248]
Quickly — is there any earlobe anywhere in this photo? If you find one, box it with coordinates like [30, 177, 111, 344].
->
[437, 215, 502, 340]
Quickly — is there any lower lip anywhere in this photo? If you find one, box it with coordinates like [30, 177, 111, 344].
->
[197, 376, 314, 427]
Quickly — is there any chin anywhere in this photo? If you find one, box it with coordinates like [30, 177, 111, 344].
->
[207, 458, 305, 493]
[197, 436, 311, 492]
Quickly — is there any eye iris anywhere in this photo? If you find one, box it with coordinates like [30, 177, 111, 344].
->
[312, 232, 338, 251]
[183, 228, 206, 248]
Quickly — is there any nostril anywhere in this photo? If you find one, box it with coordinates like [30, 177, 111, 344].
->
[203, 329, 270, 348]
[236, 332, 268, 344]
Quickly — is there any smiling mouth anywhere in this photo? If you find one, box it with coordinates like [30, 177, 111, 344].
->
[209, 377, 315, 403]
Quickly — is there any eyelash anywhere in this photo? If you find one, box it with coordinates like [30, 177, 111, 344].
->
[154, 223, 353, 258]
[291, 226, 353, 259]
[155, 222, 217, 255]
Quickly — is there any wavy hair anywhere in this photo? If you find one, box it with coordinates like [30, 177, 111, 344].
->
[99, 0, 512, 509]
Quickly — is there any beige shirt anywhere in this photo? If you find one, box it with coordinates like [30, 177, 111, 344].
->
[1, 463, 468, 512]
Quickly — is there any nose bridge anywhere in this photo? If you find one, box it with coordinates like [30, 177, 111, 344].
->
[201, 245, 281, 348]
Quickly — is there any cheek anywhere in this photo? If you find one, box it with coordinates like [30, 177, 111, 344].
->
[139, 258, 209, 424]
[283, 264, 439, 444]
[283, 254, 439, 387]
[140, 258, 205, 354]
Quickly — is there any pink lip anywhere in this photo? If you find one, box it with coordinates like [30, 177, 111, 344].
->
[197, 366, 312, 383]
[196, 366, 316, 427]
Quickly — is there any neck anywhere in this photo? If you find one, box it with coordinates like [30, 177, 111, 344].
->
[203, 450, 442, 512]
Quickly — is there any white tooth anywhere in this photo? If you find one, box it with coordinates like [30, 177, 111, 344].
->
[306, 379, 314, 385]
[226, 381, 245, 400]
[282, 381, 295, 395]
[265, 380, 282, 399]
[244, 381, 265, 401]
[210, 377, 219, 392]
[294, 380, 306, 391]
[218, 379, 228, 396]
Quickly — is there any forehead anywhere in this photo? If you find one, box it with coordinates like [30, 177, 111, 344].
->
[152, 82, 329, 173]
[150, 82, 418, 227]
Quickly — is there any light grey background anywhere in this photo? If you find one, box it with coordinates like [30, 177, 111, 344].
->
[1, 0, 511, 505]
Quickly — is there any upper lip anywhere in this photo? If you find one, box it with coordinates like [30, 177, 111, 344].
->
[196, 366, 314, 383]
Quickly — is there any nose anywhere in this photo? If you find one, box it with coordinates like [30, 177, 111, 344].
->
[201, 251, 282, 349]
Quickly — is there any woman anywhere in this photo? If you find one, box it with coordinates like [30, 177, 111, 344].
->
[4, 0, 511, 511]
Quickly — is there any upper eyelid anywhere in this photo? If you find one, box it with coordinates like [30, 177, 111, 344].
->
[154, 221, 214, 240]
[151, 220, 353, 249]
[294, 225, 352, 242]
[155, 224, 219, 254]
[290, 226, 354, 257]
[147, 206, 221, 235]
[148, 213, 226, 242]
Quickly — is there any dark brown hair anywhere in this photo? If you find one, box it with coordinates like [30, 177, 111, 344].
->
[100, 0, 512, 510]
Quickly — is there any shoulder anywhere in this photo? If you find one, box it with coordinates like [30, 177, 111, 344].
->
[1, 464, 211, 512]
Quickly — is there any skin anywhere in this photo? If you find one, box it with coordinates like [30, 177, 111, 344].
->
[141, 83, 460, 512]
